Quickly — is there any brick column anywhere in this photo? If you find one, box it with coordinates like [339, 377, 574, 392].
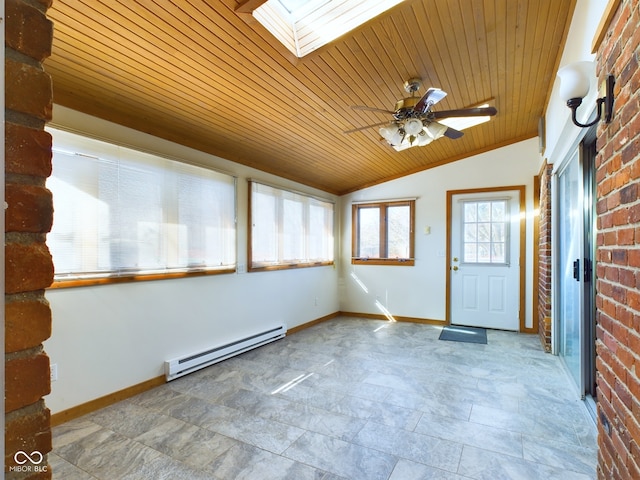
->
[593, 1, 640, 479]
[538, 161, 553, 351]
[5, 0, 55, 478]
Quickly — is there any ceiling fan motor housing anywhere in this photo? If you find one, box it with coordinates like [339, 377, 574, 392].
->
[394, 96, 420, 117]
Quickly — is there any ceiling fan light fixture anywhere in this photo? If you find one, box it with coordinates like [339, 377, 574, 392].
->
[404, 118, 423, 136]
[416, 131, 433, 146]
[390, 128, 405, 146]
[426, 121, 448, 139]
[379, 124, 397, 141]
[349, 81, 498, 151]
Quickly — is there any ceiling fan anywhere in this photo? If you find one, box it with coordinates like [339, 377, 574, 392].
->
[344, 78, 497, 150]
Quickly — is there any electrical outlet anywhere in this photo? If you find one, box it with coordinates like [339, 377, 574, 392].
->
[50, 364, 58, 382]
[314, 297, 319, 306]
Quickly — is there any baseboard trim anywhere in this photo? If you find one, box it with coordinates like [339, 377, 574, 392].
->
[50, 375, 166, 427]
[288, 311, 341, 334]
[340, 311, 446, 325]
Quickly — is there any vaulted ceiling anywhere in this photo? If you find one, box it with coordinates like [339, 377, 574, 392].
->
[45, 0, 576, 195]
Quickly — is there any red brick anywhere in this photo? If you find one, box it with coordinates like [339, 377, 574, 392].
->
[613, 208, 631, 226]
[5, 122, 52, 177]
[5, 184, 53, 233]
[618, 227, 635, 245]
[613, 249, 629, 265]
[629, 249, 640, 267]
[619, 268, 636, 287]
[628, 454, 640, 480]
[630, 203, 640, 223]
[604, 329, 620, 355]
[612, 284, 628, 304]
[608, 191, 622, 210]
[5, 297, 52, 353]
[5, 354, 50, 413]
[5, 58, 52, 121]
[611, 355, 628, 385]
[5, 242, 54, 294]
[616, 378, 634, 410]
[628, 289, 640, 311]
[5, 402, 51, 471]
[604, 231, 617, 246]
[5, 0, 53, 61]
[628, 373, 640, 403]
[616, 305, 634, 328]
[5, 0, 54, 474]
[602, 296, 618, 317]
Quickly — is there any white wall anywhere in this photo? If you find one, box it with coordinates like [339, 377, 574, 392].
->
[545, 0, 609, 168]
[543, 0, 610, 356]
[45, 106, 339, 413]
[338, 138, 541, 327]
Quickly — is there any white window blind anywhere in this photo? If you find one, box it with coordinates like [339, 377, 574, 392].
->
[249, 181, 334, 269]
[47, 128, 236, 280]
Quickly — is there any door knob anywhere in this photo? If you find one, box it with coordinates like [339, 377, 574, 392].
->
[452, 266, 459, 271]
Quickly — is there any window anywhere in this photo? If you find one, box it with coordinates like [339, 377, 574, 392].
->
[249, 180, 334, 270]
[352, 200, 415, 265]
[251, 0, 404, 58]
[47, 128, 236, 284]
[461, 199, 509, 264]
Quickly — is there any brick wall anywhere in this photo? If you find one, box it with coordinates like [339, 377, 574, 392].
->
[538, 161, 553, 352]
[594, 1, 640, 479]
[5, 0, 54, 478]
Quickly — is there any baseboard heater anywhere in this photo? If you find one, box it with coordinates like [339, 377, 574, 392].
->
[164, 324, 286, 381]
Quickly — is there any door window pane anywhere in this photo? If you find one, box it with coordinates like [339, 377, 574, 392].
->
[462, 199, 509, 264]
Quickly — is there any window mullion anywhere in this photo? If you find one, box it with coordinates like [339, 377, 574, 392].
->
[380, 206, 387, 258]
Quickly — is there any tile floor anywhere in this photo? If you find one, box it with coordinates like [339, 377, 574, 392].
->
[50, 317, 598, 479]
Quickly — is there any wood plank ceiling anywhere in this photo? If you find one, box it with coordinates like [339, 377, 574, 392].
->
[45, 0, 576, 195]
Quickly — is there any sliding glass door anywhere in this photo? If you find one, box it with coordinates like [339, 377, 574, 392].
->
[558, 150, 582, 388]
[555, 130, 596, 400]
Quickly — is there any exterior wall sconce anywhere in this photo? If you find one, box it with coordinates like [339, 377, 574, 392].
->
[557, 61, 615, 128]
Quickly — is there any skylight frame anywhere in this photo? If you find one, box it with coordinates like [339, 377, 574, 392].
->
[253, 0, 405, 58]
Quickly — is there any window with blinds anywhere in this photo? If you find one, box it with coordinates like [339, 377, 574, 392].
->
[47, 128, 236, 282]
[249, 180, 334, 270]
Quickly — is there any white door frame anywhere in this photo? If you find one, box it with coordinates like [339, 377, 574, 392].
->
[446, 186, 527, 331]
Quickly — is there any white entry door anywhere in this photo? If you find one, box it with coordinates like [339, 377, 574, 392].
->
[449, 190, 521, 330]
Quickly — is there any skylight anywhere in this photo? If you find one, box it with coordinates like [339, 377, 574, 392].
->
[253, 0, 404, 58]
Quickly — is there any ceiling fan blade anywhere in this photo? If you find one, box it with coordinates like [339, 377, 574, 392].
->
[343, 121, 391, 134]
[444, 127, 464, 139]
[351, 105, 396, 115]
[413, 88, 447, 113]
[433, 106, 497, 118]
